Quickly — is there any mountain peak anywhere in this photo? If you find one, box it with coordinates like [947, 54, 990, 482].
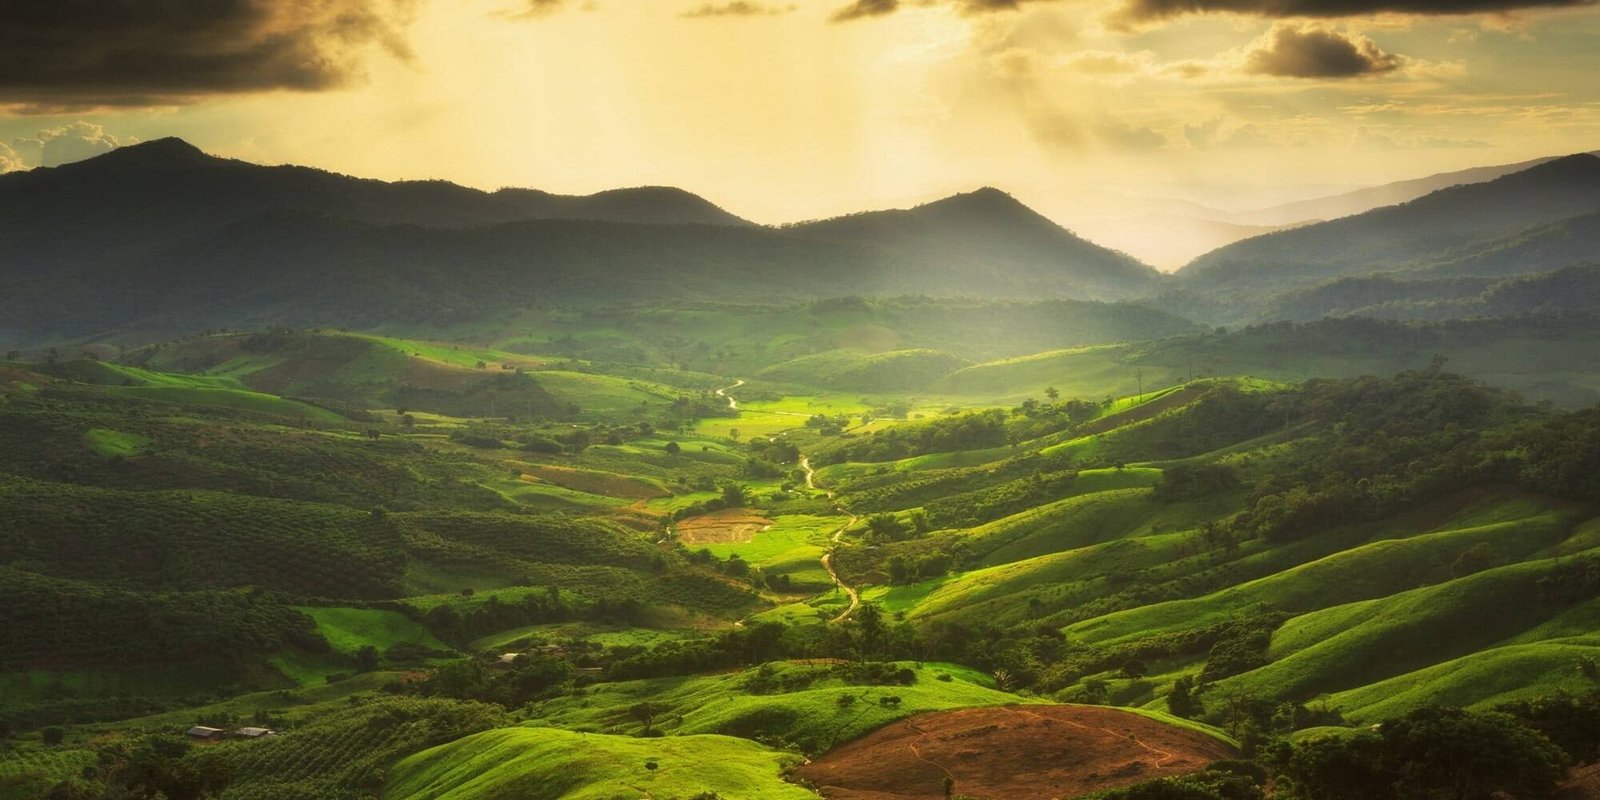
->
[924, 186, 1023, 209]
[85, 137, 212, 168]
[126, 137, 204, 155]
[1499, 151, 1600, 183]
[913, 187, 1055, 226]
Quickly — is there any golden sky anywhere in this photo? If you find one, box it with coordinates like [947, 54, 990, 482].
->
[2, 0, 1598, 229]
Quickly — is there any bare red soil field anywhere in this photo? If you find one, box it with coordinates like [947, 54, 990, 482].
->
[1560, 762, 1600, 799]
[794, 705, 1237, 800]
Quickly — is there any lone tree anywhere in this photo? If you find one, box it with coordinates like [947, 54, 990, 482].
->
[664, 441, 682, 456]
[632, 701, 665, 733]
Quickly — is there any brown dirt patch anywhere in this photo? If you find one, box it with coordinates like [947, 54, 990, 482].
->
[794, 705, 1237, 800]
[398, 357, 486, 391]
[519, 465, 667, 500]
[676, 508, 776, 545]
[1560, 762, 1600, 799]
[1073, 385, 1210, 437]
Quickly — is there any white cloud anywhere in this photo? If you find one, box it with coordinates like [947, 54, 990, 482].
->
[8, 122, 136, 169]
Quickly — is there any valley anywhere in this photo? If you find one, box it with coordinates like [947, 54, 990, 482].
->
[1, 141, 1599, 800]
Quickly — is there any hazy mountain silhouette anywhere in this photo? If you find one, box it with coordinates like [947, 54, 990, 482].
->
[789, 188, 1163, 299]
[0, 146, 1169, 343]
[0, 138, 750, 275]
[1181, 153, 1600, 296]
[1229, 154, 1583, 227]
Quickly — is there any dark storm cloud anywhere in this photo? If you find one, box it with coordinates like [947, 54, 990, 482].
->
[1113, 0, 1596, 25]
[829, 0, 1048, 22]
[1244, 24, 1403, 78]
[831, 0, 899, 20]
[0, 0, 415, 111]
[682, 1, 797, 17]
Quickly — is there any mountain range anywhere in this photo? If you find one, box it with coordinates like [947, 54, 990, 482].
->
[0, 139, 1165, 345]
[2, 139, 1599, 345]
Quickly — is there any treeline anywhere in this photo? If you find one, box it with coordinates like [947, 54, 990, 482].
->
[0, 391, 508, 512]
[0, 476, 408, 598]
[1087, 698, 1599, 800]
[814, 409, 1011, 464]
[1219, 368, 1592, 544]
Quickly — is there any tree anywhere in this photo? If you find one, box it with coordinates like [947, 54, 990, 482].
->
[886, 556, 912, 585]
[3, 350, 19, 362]
[853, 603, 887, 659]
[1167, 676, 1200, 718]
[1498, 692, 1600, 764]
[865, 513, 908, 543]
[1275, 706, 1568, 800]
[664, 441, 681, 456]
[1385, 707, 1567, 800]
[355, 645, 380, 672]
[41, 726, 65, 746]
[632, 701, 666, 733]
[721, 483, 748, 507]
[1045, 386, 1060, 402]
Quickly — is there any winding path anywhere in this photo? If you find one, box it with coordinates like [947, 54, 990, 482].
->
[802, 455, 860, 622]
[714, 379, 744, 410]
[718, 380, 860, 624]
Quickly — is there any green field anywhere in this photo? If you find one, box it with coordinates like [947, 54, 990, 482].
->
[7, 309, 1600, 800]
[297, 606, 451, 656]
[526, 661, 1027, 752]
[386, 727, 815, 800]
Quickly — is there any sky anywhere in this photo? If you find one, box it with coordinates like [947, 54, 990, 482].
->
[2, 0, 1598, 248]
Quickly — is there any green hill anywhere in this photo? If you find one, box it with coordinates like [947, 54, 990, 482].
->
[385, 727, 815, 800]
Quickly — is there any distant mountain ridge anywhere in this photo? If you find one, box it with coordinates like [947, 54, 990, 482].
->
[1180, 153, 1600, 296]
[0, 138, 750, 267]
[787, 188, 1162, 298]
[1229, 154, 1583, 227]
[0, 140, 1164, 345]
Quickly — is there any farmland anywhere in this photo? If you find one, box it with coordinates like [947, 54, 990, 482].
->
[3, 317, 1599, 800]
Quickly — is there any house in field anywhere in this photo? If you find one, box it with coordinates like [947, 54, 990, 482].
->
[234, 727, 277, 739]
[185, 726, 225, 741]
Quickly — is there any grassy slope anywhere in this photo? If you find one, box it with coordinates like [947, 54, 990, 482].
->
[296, 606, 450, 655]
[385, 727, 816, 800]
[1220, 551, 1600, 710]
[526, 662, 1030, 753]
[700, 514, 843, 588]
